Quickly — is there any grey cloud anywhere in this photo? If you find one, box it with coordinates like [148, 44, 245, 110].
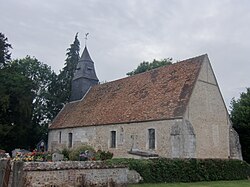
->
[0, 0, 249, 108]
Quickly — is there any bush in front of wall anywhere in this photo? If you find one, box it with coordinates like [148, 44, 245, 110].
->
[95, 150, 114, 160]
[68, 144, 96, 161]
[105, 158, 250, 183]
[60, 147, 70, 160]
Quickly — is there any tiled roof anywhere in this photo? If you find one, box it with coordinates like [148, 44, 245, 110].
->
[49, 54, 206, 129]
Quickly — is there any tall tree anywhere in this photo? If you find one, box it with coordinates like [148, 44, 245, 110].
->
[230, 88, 250, 163]
[127, 58, 173, 76]
[64, 32, 80, 82]
[58, 33, 80, 102]
[0, 33, 81, 151]
[0, 55, 56, 152]
[0, 32, 12, 68]
[0, 67, 35, 152]
[47, 33, 80, 118]
[10, 56, 56, 141]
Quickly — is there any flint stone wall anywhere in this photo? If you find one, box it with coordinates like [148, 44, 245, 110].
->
[20, 161, 128, 187]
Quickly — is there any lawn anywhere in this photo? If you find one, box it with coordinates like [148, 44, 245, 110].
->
[129, 180, 250, 187]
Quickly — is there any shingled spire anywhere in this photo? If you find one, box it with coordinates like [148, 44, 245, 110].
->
[70, 46, 99, 101]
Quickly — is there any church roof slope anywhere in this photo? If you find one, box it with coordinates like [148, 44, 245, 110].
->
[49, 54, 206, 129]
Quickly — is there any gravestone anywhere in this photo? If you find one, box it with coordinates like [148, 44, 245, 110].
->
[52, 153, 64, 161]
[36, 140, 46, 152]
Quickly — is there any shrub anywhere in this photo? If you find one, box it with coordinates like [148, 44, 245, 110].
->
[68, 144, 96, 161]
[105, 158, 250, 183]
[60, 148, 70, 160]
[96, 150, 113, 160]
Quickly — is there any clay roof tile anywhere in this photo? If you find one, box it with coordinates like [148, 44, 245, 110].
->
[49, 54, 206, 129]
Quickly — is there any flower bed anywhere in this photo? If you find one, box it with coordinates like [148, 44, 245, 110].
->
[12, 150, 52, 162]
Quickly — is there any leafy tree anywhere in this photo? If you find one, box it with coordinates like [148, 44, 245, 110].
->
[10, 56, 56, 142]
[230, 88, 250, 163]
[11, 56, 55, 123]
[0, 55, 57, 152]
[127, 58, 173, 76]
[0, 32, 12, 68]
[0, 67, 35, 152]
[0, 33, 81, 152]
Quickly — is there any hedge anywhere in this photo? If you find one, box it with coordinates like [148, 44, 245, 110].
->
[105, 158, 250, 183]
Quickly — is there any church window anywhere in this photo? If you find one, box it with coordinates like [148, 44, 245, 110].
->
[59, 131, 62, 144]
[68, 133, 73, 148]
[148, 128, 155, 149]
[110, 131, 116, 148]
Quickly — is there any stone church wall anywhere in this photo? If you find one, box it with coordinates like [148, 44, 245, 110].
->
[185, 57, 230, 159]
[48, 56, 241, 160]
[49, 119, 178, 158]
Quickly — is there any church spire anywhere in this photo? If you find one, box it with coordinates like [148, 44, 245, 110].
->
[79, 46, 93, 62]
[70, 40, 99, 101]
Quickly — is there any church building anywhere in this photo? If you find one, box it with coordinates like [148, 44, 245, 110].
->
[48, 46, 242, 160]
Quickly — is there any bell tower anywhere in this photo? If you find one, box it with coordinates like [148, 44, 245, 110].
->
[70, 45, 99, 101]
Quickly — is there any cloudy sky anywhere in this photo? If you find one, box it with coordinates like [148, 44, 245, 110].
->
[1, 0, 249, 109]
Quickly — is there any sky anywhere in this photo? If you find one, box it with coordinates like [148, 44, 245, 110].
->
[1, 0, 249, 109]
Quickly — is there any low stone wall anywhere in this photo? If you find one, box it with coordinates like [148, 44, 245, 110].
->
[13, 161, 128, 187]
[0, 160, 11, 187]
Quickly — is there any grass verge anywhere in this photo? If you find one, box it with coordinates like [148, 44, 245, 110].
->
[129, 180, 250, 187]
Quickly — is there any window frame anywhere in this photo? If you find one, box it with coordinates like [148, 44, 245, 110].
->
[59, 131, 62, 144]
[148, 128, 156, 150]
[68, 132, 73, 148]
[110, 130, 117, 148]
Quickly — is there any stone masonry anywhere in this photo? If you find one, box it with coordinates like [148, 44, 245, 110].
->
[12, 161, 128, 187]
[48, 54, 242, 160]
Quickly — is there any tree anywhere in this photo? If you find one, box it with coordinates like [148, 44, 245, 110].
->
[0, 32, 12, 68]
[0, 55, 57, 152]
[0, 67, 35, 152]
[43, 33, 80, 122]
[10, 56, 56, 142]
[45, 33, 81, 120]
[230, 88, 250, 163]
[58, 33, 80, 102]
[127, 58, 173, 76]
[0, 33, 81, 152]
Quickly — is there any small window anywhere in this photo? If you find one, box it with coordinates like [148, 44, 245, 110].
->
[110, 131, 116, 148]
[68, 133, 73, 148]
[59, 131, 62, 144]
[148, 128, 155, 149]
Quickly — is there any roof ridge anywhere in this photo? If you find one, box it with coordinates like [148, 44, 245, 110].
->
[95, 54, 207, 87]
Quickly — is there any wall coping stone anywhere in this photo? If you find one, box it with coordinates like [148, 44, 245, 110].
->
[22, 161, 126, 171]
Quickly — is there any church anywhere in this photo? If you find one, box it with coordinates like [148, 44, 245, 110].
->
[48, 46, 242, 160]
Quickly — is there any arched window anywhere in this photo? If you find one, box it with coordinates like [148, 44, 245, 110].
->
[148, 128, 155, 149]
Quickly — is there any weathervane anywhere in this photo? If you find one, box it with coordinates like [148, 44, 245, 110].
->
[85, 33, 89, 46]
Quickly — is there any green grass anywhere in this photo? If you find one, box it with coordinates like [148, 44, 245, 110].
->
[129, 180, 250, 187]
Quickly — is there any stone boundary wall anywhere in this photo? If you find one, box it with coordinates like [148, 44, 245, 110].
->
[11, 161, 128, 187]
